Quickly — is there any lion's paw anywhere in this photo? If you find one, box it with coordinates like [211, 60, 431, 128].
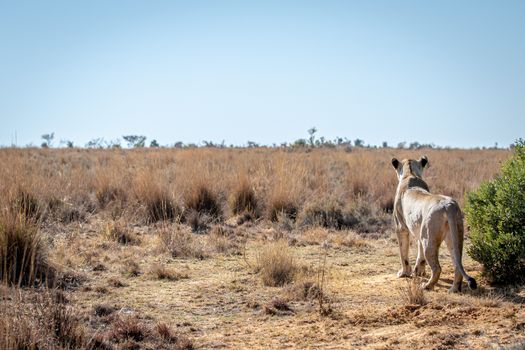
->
[397, 269, 411, 278]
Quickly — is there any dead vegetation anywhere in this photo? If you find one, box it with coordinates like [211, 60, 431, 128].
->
[256, 240, 298, 286]
[0, 147, 521, 349]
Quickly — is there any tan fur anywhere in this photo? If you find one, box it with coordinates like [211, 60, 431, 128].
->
[391, 156, 476, 292]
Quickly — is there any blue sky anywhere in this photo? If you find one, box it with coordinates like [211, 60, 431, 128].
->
[1, 1, 524, 148]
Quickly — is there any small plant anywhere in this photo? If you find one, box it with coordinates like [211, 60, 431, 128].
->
[465, 139, 525, 285]
[256, 240, 297, 286]
[207, 225, 240, 255]
[400, 277, 426, 306]
[102, 221, 138, 245]
[263, 297, 294, 316]
[121, 259, 141, 277]
[158, 226, 207, 259]
[155, 322, 194, 349]
[149, 263, 188, 281]
[93, 304, 115, 317]
[109, 315, 149, 342]
[316, 242, 332, 316]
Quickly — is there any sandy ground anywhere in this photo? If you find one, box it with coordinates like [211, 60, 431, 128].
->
[47, 221, 525, 350]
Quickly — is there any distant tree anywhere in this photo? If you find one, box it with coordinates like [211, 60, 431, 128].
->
[150, 139, 160, 148]
[86, 138, 104, 149]
[293, 139, 307, 147]
[173, 141, 184, 148]
[122, 135, 146, 148]
[409, 141, 421, 150]
[308, 127, 317, 147]
[382, 141, 388, 148]
[397, 141, 406, 149]
[105, 139, 121, 148]
[202, 140, 216, 147]
[354, 139, 364, 147]
[314, 136, 321, 147]
[247, 141, 259, 148]
[59, 139, 74, 148]
[41, 132, 54, 148]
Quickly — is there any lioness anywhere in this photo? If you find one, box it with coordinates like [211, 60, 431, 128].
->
[391, 156, 477, 292]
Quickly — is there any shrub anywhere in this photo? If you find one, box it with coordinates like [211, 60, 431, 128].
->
[144, 191, 181, 223]
[0, 211, 52, 286]
[465, 139, 525, 285]
[184, 184, 222, 219]
[230, 180, 258, 216]
[134, 173, 182, 223]
[256, 240, 297, 286]
[298, 202, 357, 230]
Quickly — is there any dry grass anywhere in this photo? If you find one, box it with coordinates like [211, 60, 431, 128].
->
[184, 183, 222, 219]
[149, 263, 189, 281]
[0, 288, 85, 349]
[102, 220, 139, 245]
[256, 240, 298, 286]
[230, 176, 259, 216]
[400, 277, 427, 306]
[0, 147, 520, 349]
[0, 210, 52, 286]
[157, 225, 207, 259]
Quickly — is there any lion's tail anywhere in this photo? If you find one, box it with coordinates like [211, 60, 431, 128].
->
[446, 205, 477, 290]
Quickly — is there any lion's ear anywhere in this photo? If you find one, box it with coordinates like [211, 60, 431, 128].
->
[420, 156, 428, 168]
[391, 158, 400, 169]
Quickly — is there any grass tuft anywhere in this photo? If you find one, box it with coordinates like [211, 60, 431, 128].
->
[158, 226, 207, 259]
[102, 221, 139, 245]
[0, 210, 52, 286]
[149, 263, 189, 281]
[184, 184, 222, 219]
[230, 179, 259, 216]
[109, 315, 149, 343]
[256, 240, 297, 286]
[268, 198, 298, 222]
[0, 289, 85, 349]
[400, 277, 426, 307]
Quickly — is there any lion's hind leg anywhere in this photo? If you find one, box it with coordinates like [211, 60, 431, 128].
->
[420, 223, 442, 290]
[396, 229, 411, 278]
[445, 233, 463, 293]
[414, 240, 426, 277]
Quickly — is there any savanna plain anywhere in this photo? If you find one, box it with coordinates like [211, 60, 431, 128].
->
[1, 147, 524, 349]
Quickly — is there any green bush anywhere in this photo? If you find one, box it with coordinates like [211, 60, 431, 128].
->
[465, 139, 525, 284]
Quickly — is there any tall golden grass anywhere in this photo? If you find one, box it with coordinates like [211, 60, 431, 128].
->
[0, 147, 509, 230]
